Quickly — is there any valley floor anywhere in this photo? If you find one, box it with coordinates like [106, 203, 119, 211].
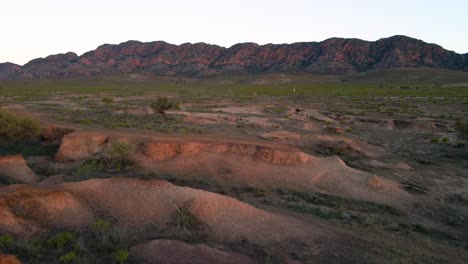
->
[0, 74, 467, 263]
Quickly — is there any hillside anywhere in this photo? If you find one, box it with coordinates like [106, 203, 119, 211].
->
[0, 35, 467, 79]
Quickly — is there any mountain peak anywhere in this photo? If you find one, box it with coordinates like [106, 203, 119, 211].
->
[1, 35, 466, 79]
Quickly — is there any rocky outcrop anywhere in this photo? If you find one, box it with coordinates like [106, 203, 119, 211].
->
[1, 35, 467, 79]
[0, 155, 39, 183]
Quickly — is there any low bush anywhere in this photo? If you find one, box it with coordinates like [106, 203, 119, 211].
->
[455, 120, 468, 140]
[103, 141, 135, 170]
[47, 232, 74, 250]
[174, 202, 197, 231]
[0, 220, 132, 263]
[0, 110, 41, 141]
[114, 248, 129, 264]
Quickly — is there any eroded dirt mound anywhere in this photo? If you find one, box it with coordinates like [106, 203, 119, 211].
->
[54, 132, 411, 207]
[0, 255, 21, 264]
[0, 178, 316, 245]
[130, 239, 255, 264]
[141, 140, 310, 164]
[0, 155, 39, 183]
[63, 178, 315, 244]
[55, 133, 108, 161]
[40, 125, 75, 142]
[303, 134, 384, 158]
[0, 185, 94, 235]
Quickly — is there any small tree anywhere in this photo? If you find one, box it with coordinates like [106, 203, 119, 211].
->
[102, 97, 114, 115]
[150, 96, 180, 121]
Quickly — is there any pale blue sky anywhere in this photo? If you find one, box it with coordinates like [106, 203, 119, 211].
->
[1, 0, 467, 65]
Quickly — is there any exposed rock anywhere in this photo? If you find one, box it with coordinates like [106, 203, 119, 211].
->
[1, 35, 466, 79]
[0, 155, 39, 183]
[130, 239, 255, 264]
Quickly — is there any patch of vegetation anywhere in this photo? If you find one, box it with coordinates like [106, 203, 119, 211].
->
[101, 96, 115, 115]
[114, 248, 129, 264]
[73, 159, 107, 178]
[174, 202, 197, 231]
[0, 174, 23, 185]
[455, 120, 468, 140]
[446, 193, 468, 205]
[10, 204, 28, 217]
[92, 220, 112, 245]
[400, 180, 428, 194]
[276, 189, 402, 216]
[150, 96, 180, 121]
[315, 142, 349, 156]
[0, 110, 41, 142]
[102, 141, 135, 171]
[264, 106, 287, 115]
[59, 251, 76, 263]
[49, 107, 200, 134]
[47, 232, 75, 250]
[0, 141, 59, 157]
[0, 220, 132, 263]
[71, 142, 136, 179]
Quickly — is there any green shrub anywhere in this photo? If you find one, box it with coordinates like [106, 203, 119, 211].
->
[59, 251, 76, 262]
[0, 110, 41, 141]
[0, 235, 14, 247]
[47, 232, 74, 250]
[102, 97, 115, 115]
[0, 174, 23, 185]
[174, 202, 196, 230]
[264, 107, 287, 114]
[455, 120, 468, 140]
[430, 138, 440, 143]
[442, 137, 450, 143]
[92, 220, 111, 244]
[114, 248, 129, 264]
[74, 159, 105, 176]
[103, 141, 135, 170]
[150, 96, 180, 121]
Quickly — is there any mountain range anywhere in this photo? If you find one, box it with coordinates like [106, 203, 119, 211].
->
[1, 35, 467, 79]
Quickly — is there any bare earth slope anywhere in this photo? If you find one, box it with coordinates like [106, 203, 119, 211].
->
[55, 132, 412, 207]
[0, 177, 319, 245]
